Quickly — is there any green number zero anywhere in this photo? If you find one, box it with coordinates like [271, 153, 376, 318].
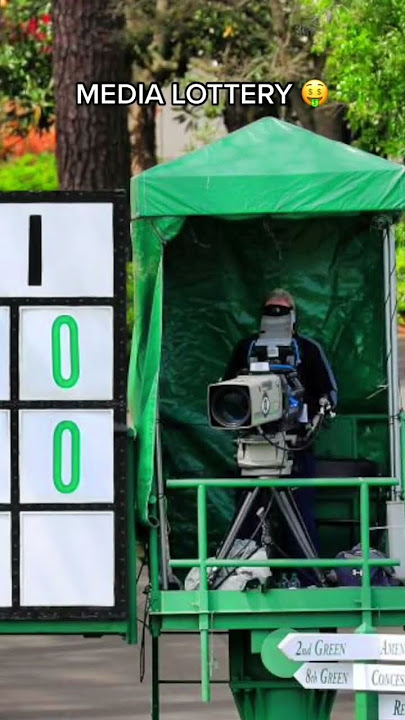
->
[53, 420, 81, 493]
[52, 315, 80, 388]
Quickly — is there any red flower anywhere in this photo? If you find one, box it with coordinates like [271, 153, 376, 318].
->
[21, 15, 51, 42]
[26, 18, 38, 35]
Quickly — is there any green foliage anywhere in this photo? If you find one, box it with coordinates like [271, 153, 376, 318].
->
[396, 221, 405, 317]
[172, 1, 274, 74]
[167, 2, 321, 136]
[0, 152, 57, 190]
[127, 0, 280, 83]
[0, 0, 53, 130]
[303, 0, 405, 159]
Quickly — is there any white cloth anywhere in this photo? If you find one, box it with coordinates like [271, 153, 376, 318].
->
[184, 540, 271, 591]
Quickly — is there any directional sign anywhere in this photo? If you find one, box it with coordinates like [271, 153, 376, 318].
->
[0, 192, 128, 621]
[294, 663, 354, 690]
[295, 663, 405, 693]
[280, 633, 405, 663]
[379, 695, 405, 719]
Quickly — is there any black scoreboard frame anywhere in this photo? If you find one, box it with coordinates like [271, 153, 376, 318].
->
[0, 191, 129, 624]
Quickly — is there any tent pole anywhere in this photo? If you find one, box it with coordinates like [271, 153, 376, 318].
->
[388, 225, 401, 491]
[155, 403, 181, 590]
[155, 404, 169, 589]
[384, 223, 405, 578]
[384, 225, 401, 491]
[383, 227, 396, 487]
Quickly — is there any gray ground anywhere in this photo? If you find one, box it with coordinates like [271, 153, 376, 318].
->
[0, 338, 404, 719]
[0, 586, 357, 720]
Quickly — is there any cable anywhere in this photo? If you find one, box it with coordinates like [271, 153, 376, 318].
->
[292, 338, 301, 366]
[258, 415, 325, 454]
[137, 555, 146, 584]
[139, 587, 151, 683]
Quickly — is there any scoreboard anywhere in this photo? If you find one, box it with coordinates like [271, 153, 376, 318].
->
[0, 192, 128, 622]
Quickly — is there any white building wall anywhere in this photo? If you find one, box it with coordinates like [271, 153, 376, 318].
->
[155, 86, 226, 162]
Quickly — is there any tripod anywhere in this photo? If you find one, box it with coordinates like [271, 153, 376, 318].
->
[209, 465, 326, 589]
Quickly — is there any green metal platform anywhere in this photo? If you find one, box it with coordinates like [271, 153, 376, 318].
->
[143, 471, 402, 720]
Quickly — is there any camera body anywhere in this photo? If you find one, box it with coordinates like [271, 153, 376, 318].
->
[207, 304, 306, 475]
[208, 305, 305, 433]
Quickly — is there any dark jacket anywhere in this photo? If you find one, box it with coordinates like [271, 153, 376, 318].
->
[223, 333, 337, 421]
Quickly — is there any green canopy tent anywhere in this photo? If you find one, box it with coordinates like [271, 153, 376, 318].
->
[131, 117, 405, 218]
[128, 117, 405, 560]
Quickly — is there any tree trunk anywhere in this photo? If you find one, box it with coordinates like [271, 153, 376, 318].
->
[314, 102, 352, 143]
[128, 99, 157, 175]
[288, 86, 352, 143]
[222, 90, 351, 145]
[223, 89, 280, 133]
[128, 0, 169, 174]
[52, 0, 131, 191]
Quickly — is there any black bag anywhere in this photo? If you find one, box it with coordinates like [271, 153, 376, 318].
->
[333, 544, 398, 587]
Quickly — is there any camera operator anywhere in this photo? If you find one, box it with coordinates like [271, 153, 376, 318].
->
[223, 288, 337, 584]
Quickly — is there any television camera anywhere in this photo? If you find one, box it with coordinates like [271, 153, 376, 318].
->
[207, 304, 335, 587]
[208, 304, 332, 475]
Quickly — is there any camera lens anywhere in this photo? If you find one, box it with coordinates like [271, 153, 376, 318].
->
[211, 387, 250, 428]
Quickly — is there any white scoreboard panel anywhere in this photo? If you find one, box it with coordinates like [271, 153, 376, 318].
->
[0, 191, 128, 621]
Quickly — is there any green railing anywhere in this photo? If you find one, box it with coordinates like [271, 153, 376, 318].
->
[166, 476, 399, 701]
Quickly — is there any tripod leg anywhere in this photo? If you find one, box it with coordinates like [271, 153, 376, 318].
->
[216, 486, 262, 560]
[210, 487, 262, 589]
[283, 489, 318, 556]
[273, 490, 315, 558]
[272, 490, 325, 586]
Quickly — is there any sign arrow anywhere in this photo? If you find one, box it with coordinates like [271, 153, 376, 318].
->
[379, 695, 405, 720]
[294, 663, 354, 690]
[279, 633, 405, 663]
[295, 663, 405, 693]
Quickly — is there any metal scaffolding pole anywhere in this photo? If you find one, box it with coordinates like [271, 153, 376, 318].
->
[384, 225, 401, 490]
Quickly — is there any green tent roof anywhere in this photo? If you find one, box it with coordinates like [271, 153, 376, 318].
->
[131, 117, 405, 219]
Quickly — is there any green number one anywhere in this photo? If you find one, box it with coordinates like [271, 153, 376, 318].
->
[52, 315, 80, 388]
[53, 421, 81, 494]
